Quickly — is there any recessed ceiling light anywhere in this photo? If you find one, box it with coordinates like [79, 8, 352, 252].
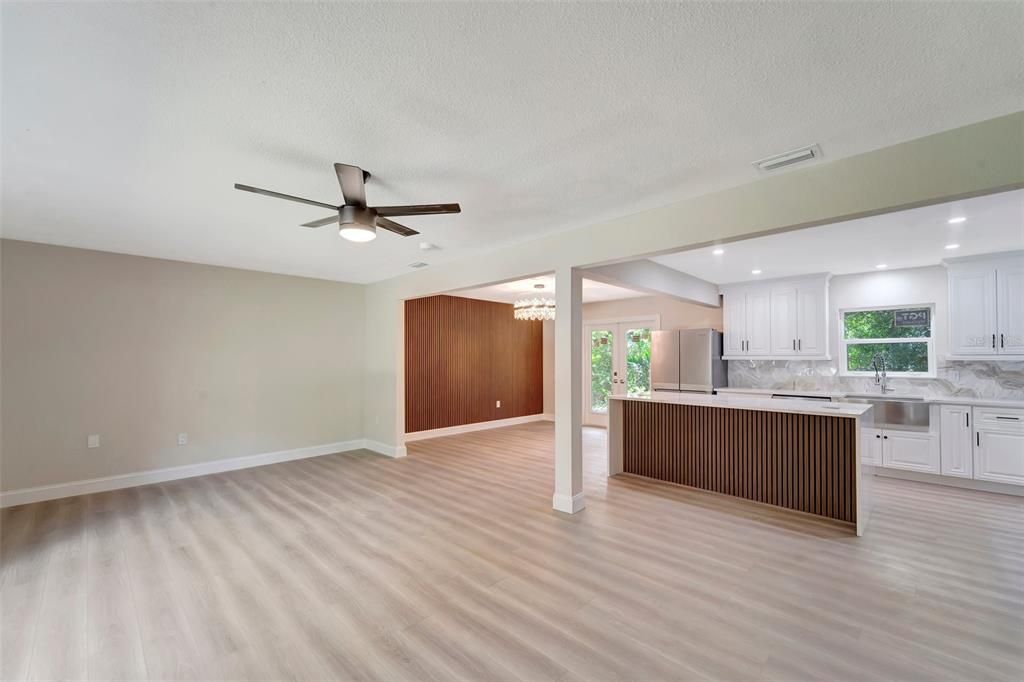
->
[751, 269, 762, 275]
[945, 243, 960, 250]
[876, 264, 888, 269]
[948, 217, 966, 224]
[712, 248, 725, 256]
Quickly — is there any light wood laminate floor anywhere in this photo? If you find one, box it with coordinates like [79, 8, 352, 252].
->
[2, 423, 1022, 681]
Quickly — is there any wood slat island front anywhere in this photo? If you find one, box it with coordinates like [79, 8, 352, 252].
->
[608, 393, 874, 535]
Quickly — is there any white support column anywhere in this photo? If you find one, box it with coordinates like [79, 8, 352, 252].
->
[553, 265, 584, 514]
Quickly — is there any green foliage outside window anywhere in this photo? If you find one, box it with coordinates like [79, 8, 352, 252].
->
[843, 308, 931, 374]
[625, 329, 651, 395]
[590, 328, 652, 413]
[590, 331, 613, 412]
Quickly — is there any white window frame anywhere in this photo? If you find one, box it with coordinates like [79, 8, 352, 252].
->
[838, 303, 936, 378]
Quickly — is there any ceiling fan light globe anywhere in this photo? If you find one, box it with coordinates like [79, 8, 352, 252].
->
[339, 223, 376, 242]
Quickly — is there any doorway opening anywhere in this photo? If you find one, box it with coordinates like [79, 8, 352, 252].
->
[583, 317, 659, 427]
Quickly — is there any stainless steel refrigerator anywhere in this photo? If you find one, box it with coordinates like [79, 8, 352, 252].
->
[651, 328, 728, 394]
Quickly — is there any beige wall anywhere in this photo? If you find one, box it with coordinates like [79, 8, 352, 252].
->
[1, 240, 365, 492]
[365, 114, 1024, 448]
[583, 294, 722, 330]
[541, 295, 723, 411]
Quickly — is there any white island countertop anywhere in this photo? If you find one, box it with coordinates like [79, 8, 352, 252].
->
[610, 392, 873, 418]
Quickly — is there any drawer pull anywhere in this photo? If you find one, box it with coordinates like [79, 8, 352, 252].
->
[995, 416, 1021, 421]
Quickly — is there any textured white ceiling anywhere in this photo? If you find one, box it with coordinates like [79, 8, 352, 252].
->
[653, 189, 1024, 284]
[452, 276, 646, 304]
[3, 2, 1022, 283]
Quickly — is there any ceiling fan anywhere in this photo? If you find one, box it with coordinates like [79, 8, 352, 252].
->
[234, 163, 460, 243]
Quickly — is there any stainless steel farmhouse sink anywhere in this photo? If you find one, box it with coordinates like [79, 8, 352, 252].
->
[845, 394, 930, 429]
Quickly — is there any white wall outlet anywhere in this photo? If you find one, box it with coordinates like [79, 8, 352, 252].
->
[177, 432, 188, 446]
[87, 434, 100, 448]
[496, 400, 501, 408]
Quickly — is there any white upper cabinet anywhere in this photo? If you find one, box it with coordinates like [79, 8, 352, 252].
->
[947, 253, 1024, 358]
[996, 260, 1024, 354]
[745, 289, 772, 355]
[796, 283, 827, 356]
[724, 294, 747, 355]
[721, 275, 829, 359]
[948, 266, 998, 355]
[769, 286, 798, 355]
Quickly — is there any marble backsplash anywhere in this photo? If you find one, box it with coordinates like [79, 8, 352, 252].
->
[728, 359, 1024, 401]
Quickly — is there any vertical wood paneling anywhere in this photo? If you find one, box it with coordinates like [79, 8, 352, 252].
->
[405, 295, 543, 433]
[621, 401, 857, 524]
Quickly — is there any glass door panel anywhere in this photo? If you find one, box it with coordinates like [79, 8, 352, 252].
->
[588, 328, 614, 418]
[624, 327, 652, 396]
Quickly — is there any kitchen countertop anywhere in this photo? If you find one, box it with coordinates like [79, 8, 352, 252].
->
[611, 392, 873, 418]
[717, 387, 1024, 410]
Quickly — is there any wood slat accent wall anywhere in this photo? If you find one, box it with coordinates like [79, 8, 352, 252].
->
[621, 400, 857, 524]
[405, 295, 543, 433]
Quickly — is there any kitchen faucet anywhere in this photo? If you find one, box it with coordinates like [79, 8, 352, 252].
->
[871, 352, 895, 394]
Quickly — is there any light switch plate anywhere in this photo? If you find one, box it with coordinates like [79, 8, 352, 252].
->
[496, 400, 501, 408]
[177, 432, 188, 446]
[87, 434, 100, 448]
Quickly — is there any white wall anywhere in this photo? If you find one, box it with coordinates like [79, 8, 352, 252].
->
[1, 240, 366, 492]
[828, 265, 949, 359]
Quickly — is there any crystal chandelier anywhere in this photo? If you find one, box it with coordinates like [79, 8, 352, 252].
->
[513, 283, 556, 321]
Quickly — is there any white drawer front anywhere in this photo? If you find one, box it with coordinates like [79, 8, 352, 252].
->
[974, 407, 1024, 434]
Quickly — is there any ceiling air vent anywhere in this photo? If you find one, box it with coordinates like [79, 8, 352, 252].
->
[752, 144, 822, 173]
[408, 261, 429, 269]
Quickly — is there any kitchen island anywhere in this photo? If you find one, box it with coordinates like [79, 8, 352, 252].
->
[608, 392, 874, 535]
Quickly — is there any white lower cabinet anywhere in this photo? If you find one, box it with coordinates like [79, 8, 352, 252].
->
[939, 405, 974, 478]
[974, 408, 1024, 485]
[881, 430, 939, 473]
[861, 427, 882, 466]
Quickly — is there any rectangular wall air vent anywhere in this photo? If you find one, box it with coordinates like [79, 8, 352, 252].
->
[408, 261, 429, 269]
[752, 144, 822, 173]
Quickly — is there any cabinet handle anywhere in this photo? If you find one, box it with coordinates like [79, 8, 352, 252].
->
[1001, 333, 1005, 348]
[977, 432, 981, 447]
[798, 339, 802, 351]
[792, 339, 796, 351]
[875, 434, 881, 439]
[966, 412, 969, 428]
[995, 415, 1020, 421]
[992, 333, 996, 349]
[883, 435, 888, 440]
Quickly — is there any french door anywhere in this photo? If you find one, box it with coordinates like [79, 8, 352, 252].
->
[584, 318, 657, 427]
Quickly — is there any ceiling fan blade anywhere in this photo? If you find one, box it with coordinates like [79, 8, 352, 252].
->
[374, 203, 461, 217]
[334, 163, 367, 207]
[235, 184, 338, 210]
[301, 214, 339, 228]
[377, 217, 419, 237]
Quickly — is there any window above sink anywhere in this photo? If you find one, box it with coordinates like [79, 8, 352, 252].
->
[840, 304, 936, 378]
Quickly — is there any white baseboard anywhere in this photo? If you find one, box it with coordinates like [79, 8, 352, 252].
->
[540, 413, 555, 421]
[871, 467, 1024, 497]
[362, 440, 407, 458]
[404, 413, 549, 442]
[552, 492, 586, 514]
[0, 438, 387, 508]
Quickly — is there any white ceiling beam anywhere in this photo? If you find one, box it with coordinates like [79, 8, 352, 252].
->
[583, 260, 720, 308]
